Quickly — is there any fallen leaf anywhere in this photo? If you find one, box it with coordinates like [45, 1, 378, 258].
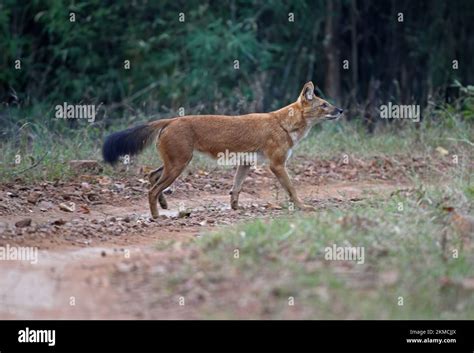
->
[265, 202, 282, 210]
[139, 165, 155, 174]
[96, 176, 112, 185]
[435, 146, 449, 156]
[79, 204, 91, 214]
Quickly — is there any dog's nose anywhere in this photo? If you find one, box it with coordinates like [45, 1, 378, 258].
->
[338, 108, 344, 114]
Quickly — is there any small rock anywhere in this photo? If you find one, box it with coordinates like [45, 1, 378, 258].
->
[86, 193, 100, 202]
[178, 210, 191, 218]
[38, 200, 54, 211]
[52, 219, 67, 226]
[59, 202, 76, 212]
[27, 192, 42, 204]
[0, 222, 9, 233]
[15, 218, 32, 228]
[112, 183, 125, 192]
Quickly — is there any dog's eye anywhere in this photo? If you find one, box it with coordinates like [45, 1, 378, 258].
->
[321, 103, 328, 108]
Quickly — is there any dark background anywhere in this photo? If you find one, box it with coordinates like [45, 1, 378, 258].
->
[1, 0, 474, 131]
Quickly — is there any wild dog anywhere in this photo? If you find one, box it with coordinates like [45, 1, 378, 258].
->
[102, 81, 343, 219]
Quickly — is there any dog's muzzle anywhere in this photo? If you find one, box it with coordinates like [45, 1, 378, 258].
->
[326, 108, 344, 120]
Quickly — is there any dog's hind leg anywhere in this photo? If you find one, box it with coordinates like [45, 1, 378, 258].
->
[149, 164, 188, 218]
[230, 164, 251, 210]
[148, 166, 163, 185]
[148, 134, 193, 219]
[148, 166, 168, 209]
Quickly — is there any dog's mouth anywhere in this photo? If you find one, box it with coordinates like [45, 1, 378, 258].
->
[325, 113, 343, 120]
[325, 108, 344, 121]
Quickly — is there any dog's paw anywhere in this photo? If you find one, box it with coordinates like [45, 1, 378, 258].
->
[296, 203, 315, 212]
[231, 200, 240, 210]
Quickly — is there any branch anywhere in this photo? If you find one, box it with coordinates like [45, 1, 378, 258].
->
[13, 151, 50, 175]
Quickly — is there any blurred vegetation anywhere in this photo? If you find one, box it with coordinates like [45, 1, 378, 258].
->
[1, 0, 474, 135]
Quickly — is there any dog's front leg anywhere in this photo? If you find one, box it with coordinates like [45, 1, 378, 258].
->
[269, 163, 314, 211]
[230, 164, 251, 210]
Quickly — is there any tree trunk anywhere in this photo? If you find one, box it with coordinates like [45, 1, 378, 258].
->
[324, 0, 341, 104]
[350, 0, 359, 103]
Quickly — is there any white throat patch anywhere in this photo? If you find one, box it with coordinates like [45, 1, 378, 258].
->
[289, 124, 313, 146]
[287, 122, 314, 161]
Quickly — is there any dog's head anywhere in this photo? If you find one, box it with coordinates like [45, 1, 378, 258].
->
[298, 81, 343, 121]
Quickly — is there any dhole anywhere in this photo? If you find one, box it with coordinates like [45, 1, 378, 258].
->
[102, 81, 343, 218]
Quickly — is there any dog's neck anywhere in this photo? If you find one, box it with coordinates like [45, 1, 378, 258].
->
[271, 101, 308, 134]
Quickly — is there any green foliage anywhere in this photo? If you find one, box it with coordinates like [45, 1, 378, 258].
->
[2, 0, 473, 129]
[427, 81, 474, 132]
[454, 81, 474, 121]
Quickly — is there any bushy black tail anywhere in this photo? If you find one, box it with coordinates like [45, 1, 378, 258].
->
[102, 120, 168, 165]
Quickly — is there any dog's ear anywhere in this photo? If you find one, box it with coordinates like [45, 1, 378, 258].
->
[299, 81, 315, 102]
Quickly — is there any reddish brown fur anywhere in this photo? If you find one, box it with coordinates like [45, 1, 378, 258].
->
[110, 82, 343, 218]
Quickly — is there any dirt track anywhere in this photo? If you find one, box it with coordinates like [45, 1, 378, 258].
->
[0, 155, 447, 318]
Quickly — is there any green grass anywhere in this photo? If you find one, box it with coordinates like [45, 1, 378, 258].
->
[151, 177, 474, 319]
[297, 117, 473, 159]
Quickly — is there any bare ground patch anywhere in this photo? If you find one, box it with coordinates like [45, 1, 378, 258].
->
[0, 154, 465, 319]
